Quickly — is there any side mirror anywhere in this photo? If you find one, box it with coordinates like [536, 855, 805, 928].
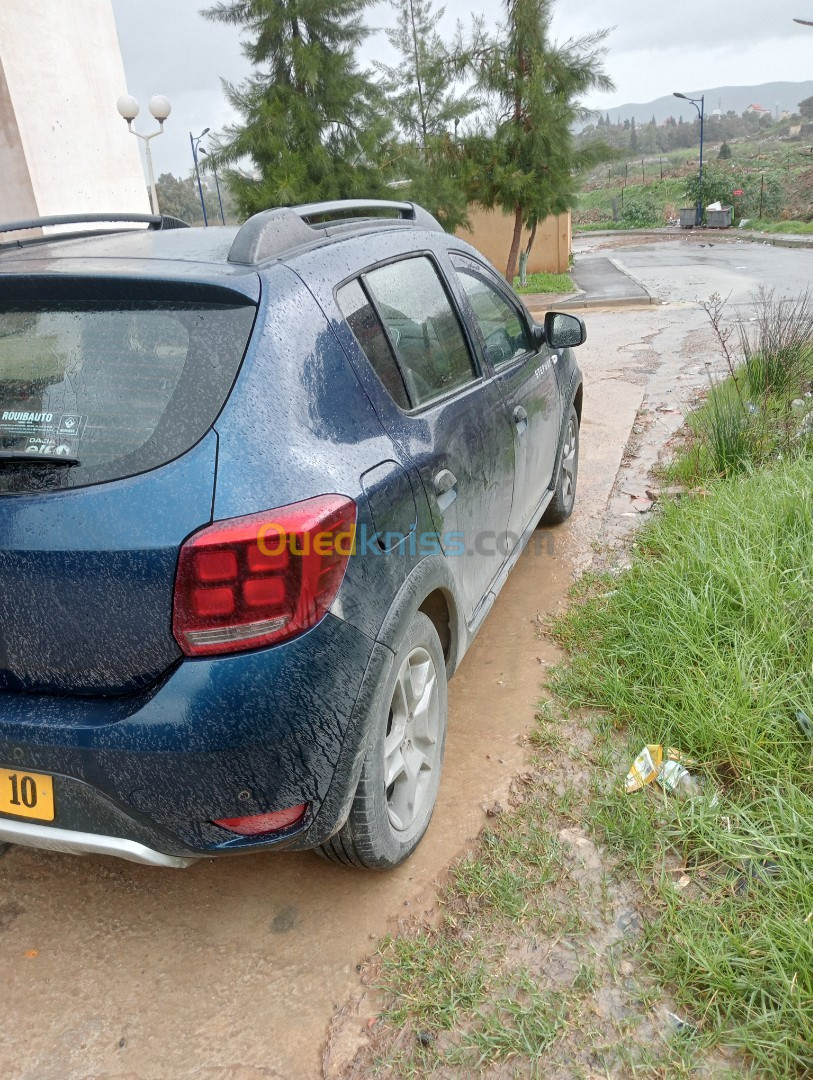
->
[544, 312, 587, 350]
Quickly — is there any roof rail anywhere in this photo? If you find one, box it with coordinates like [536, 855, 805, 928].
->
[295, 199, 442, 231]
[0, 212, 190, 242]
[227, 199, 443, 265]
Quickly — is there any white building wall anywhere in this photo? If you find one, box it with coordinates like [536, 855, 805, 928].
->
[0, 0, 149, 223]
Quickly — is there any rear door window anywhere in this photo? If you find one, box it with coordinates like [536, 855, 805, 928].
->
[362, 257, 478, 408]
[335, 279, 410, 410]
[0, 299, 256, 492]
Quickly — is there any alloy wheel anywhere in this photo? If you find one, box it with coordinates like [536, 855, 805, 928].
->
[384, 646, 441, 832]
[560, 416, 578, 510]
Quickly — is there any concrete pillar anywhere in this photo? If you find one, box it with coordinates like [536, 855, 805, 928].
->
[0, 0, 149, 228]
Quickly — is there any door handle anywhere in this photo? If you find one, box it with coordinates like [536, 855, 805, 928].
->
[433, 468, 458, 512]
[513, 406, 528, 424]
[433, 469, 457, 496]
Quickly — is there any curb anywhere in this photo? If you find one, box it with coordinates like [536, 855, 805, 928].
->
[559, 294, 655, 311]
[738, 233, 813, 251]
[574, 226, 813, 251]
[524, 294, 655, 314]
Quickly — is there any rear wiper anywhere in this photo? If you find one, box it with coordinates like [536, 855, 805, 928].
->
[0, 450, 79, 465]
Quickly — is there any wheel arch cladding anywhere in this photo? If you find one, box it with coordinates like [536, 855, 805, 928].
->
[376, 555, 466, 681]
[573, 381, 583, 424]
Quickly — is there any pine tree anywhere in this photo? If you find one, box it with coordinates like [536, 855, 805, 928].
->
[630, 116, 638, 151]
[376, 0, 477, 148]
[374, 0, 479, 229]
[202, 0, 389, 216]
[465, 0, 612, 281]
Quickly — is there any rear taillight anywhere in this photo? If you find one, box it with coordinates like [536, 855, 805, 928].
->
[213, 804, 308, 836]
[173, 495, 356, 657]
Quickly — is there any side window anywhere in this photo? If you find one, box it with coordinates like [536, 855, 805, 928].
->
[363, 257, 477, 407]
[336, 279, 410, 410]
[453, 258, 533, 367]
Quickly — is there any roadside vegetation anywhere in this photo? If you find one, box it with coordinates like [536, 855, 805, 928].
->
[551, 289, 813, 1074]
[552, 466, 813, 1074]
[669, 289, 813, 483]
[573, 139, 813, 231]
[753, 220, 813, 234]
[342, 291, 813, 1077]
[512, 271, 574, 295]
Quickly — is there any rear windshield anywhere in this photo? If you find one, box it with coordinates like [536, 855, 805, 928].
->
[0, 300, 256, 492]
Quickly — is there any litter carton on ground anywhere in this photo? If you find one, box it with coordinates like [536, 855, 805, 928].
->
[625, 745, 699, 795]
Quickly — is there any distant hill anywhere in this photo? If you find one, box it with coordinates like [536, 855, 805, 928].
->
[590, 82, 813, 127]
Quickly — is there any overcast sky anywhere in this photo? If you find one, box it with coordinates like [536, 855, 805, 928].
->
[111, 0, 813, 177]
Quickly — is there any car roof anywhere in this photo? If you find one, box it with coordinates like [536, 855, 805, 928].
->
[0, 201, 446, 287]
[0, 225, 249, 279]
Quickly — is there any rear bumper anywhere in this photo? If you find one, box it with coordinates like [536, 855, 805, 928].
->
[0, 613, 391, 861]
[0, 818, 194, 868]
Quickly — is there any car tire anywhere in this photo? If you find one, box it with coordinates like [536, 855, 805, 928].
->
[318, 611, 448, 869]
[542, 404, 579, 525]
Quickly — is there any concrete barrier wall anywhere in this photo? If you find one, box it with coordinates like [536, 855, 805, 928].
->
[455, 207, 572, 278]
[0, 0, 149, 226]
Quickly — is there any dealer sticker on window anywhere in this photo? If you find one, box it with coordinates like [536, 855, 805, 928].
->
[0, 410, 87, 441]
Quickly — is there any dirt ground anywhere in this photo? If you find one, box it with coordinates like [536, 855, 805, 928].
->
[323, 308, 727, 1079]
[0, 299, 715, 1080]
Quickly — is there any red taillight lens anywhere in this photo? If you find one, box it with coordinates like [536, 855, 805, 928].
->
[213, 804, 308, 836]
[173, 495, 356, 657]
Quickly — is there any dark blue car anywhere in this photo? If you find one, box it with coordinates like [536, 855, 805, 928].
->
[0, 202, 584, 869]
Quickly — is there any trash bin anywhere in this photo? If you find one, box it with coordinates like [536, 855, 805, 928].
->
[679, 208, 697, 229]
[706, 206, 733, 229]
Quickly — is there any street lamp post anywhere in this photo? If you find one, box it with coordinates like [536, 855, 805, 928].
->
[198, 147, 226, 225]
[190, 129, 210, 226]
[116, 95, 171, 215]
[674, 91, 705, 225]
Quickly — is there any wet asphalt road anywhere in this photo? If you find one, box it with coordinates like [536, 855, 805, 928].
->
[2, 237, 805, 1079]
[575, 231, 813, 306]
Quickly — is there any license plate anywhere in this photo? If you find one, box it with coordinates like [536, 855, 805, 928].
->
[0, 768, 55, 822]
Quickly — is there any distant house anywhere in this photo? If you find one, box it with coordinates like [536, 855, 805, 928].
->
[746, 103, 772, 117]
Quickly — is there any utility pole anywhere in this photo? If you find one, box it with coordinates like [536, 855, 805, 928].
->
[674, 92, 705, 225]
[190, 129, 210, 226]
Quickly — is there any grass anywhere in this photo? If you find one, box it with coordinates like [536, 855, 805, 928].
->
[573, 221, 635, 232]
[371, 801, 578, 1073]
[749, 220, 813, 234]
[550, 461, 813, 1076]
[573, 177, 689, 229]
[512, 271, 574, 295]
[357, 290, 813, 1077]
[665, 290, 813, 486]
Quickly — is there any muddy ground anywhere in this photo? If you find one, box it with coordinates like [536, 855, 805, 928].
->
[8, 234, 800, 1079]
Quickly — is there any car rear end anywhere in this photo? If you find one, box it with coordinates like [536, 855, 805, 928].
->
[0, 242, 386, 865]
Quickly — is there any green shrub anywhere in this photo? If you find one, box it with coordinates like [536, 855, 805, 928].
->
[619, 188, 663, 227]
[685, 164, 784, 219]
[692, 380, 754, 475]
[741, 288, 813, 398]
